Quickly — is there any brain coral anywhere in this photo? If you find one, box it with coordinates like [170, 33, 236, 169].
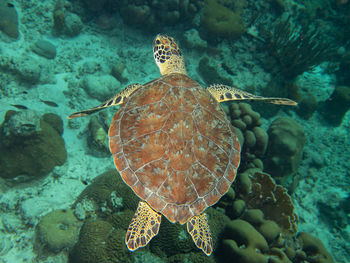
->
[36, 209, 81, 253]
[73, 170, 139, 219]
[70, 219, 134, 263]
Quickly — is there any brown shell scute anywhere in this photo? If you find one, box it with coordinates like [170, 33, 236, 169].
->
[109, 74, 240, 224]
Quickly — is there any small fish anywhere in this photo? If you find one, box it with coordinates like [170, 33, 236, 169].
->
[22, 124, 36, 128]
[11, 104, 28, 110]
[40, 99, 59, 107]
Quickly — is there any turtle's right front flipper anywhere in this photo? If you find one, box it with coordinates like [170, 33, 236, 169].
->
[68, 83, 142, 119]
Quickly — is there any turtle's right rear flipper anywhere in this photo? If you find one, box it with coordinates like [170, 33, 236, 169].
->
[68, 83, 142, 119]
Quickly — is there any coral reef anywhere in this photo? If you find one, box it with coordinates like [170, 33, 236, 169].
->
[0, 111, 67, 180]
[168, 251, 217, 263]
[150, 207, 230, 258]
[263, 16, 332, 80]
[264, 118, 305, 188]
[229, 103, 267, 171]
[120, 0, 202, 30]
[235, 169, 298, 234]
[150, 217, 197, 257]
[0, 1, 19, 38]
[219, 169, 334, 263]
[36, 209, 81, 253]
[80, 0, 202, 30]
[73, 170, 139, 219]
[69, 219, 134, 263]
[297, 232, 335, 263]
[222, 219, 269, 262]
[200, 0, 245, 40]
[318, 85, 350, 126]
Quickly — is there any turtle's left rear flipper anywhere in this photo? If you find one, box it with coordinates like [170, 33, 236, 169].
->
[67, 83, 142, 119]
[207, 84, 297, 106]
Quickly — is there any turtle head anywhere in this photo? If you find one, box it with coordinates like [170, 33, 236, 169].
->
[153, 34, 187, 76]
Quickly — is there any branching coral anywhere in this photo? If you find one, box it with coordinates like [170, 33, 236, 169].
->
[264, 16, 333, 79]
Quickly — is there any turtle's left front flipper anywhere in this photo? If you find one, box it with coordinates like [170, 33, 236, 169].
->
[207, 84, 297, 106]
[67, 83, 142, 119]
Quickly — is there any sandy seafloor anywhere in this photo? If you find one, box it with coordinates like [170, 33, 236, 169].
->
[0, 1, 349, 262]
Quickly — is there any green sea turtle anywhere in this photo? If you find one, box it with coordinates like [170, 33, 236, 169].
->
[68, 34, 296, 255]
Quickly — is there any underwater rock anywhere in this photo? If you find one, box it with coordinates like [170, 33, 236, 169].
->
[83, 0, 107, 12]
[183, 28, 208, 50]
[0, 232, 12, 256]
[64, 12, 83, 37]
[32, 40, 57, 59]
[53, 1, 82, 37]
[264, 117, 305, 185]
[0, 111, 67, 180]
[0, 1, 19, 38]
[120, 4, 153, 27]
[111, 62, 128, 83]
[200, 0, 245, 40]
[0, 54, 42, 84]
[36, 209, 81, 253]
[197, 56, 233, 86]
[318, 85, 350, 126]
[82, 74, 121, 101]
[296, 93, 318, 120]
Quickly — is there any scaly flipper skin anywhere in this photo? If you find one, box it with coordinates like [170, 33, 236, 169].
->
[187, 213, 213, 256]
[153, 34, 187, 76]
[126, 201, 162, 251]
[207, 84, 297, 106]
[67, 83, 142, 119]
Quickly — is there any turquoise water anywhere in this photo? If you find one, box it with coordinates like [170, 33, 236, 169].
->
[0, 1, 349, 262]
